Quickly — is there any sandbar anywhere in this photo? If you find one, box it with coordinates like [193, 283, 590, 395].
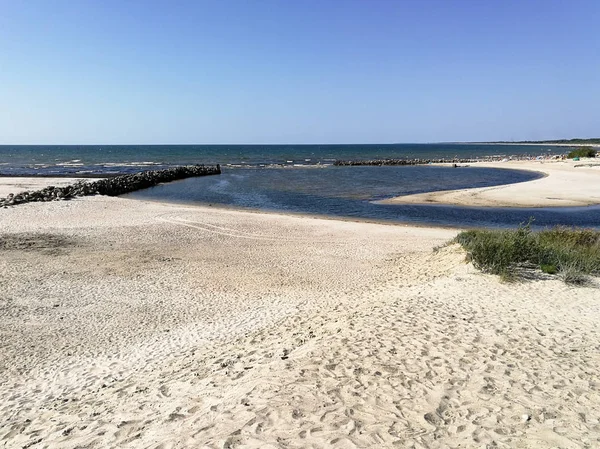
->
[378, 159, 600, 207]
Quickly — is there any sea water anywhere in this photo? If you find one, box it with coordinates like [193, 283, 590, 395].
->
[2, 144, 598, 228]
[127, 166, 600, 229]
[0, 143, 565, 176]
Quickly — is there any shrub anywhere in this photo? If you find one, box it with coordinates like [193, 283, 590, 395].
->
[567, 147, 597, 158]
[454, 223, 536, 278]
[454, 223, 600, 284]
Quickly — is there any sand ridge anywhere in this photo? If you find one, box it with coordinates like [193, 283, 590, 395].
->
[1, 197, 599, 448]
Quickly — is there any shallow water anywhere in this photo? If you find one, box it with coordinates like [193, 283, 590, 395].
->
[127, 165, 600, 229]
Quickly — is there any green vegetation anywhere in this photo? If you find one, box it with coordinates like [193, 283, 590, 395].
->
[540, 263, 557, 274]
[454, 222, 600, 284]
[490, 138, 600, 145]
[567, 147, 597, 158]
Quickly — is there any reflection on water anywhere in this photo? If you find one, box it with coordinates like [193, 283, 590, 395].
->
[127, 166, 600, 229]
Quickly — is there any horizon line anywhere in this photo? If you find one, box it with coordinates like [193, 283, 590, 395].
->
[1, 139, 598, 146]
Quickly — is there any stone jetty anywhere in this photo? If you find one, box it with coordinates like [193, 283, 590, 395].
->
[333, 158, 477, 166]
[333, 152, 570, 166]
[0, 164, 221, 208]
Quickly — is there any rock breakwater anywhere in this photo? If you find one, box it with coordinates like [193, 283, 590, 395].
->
[333, 158, 477, 166]
[0, 165, 221, 207]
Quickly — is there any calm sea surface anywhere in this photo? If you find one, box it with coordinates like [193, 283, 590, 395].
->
[2, 144, 598, 228]
[0, 143, 567, 176]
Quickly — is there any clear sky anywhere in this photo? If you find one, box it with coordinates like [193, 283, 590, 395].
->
[1, 0, 598, 144]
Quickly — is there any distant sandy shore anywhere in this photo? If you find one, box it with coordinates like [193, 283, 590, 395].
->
[473, 142, 600, 147]
[378, 159, 600, 208]
[1, 194, 599, 448]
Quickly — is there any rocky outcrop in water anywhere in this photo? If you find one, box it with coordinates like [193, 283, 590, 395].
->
[0, 165, 221, 208]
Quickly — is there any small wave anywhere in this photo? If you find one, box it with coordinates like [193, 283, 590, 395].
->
[212, 161, 331, 170]
[96, 162, 165, 168]
[257, 163, 329, 169]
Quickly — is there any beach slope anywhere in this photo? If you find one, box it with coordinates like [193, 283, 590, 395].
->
[1, 197, 599, 448]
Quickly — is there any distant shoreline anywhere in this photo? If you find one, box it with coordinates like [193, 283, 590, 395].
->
[464, 141, 600, 147]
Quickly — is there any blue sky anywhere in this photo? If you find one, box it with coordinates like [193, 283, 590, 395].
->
[1, 0, 598, 144]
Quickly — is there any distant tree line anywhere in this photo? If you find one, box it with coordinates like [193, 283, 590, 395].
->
[491, 138, 600, 145]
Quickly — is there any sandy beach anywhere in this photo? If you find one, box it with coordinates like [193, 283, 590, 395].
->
[1, 174, 599, 448]
[379, 159, 600, 208]
[3, 0, 599, 446]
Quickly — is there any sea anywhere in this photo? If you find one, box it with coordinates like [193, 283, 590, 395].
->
[2, 143, 599, 228]
[0, 143, 567, 175]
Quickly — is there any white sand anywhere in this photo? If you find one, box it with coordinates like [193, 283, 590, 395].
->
[1, 194, 599, 448]
[378, 159, 600, 208]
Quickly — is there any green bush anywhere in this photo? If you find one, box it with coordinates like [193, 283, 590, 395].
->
[567, 147, 597, 158]
[454, 223, 600, 284]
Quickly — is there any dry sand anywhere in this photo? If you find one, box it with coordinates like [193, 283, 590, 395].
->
[378, 159, 600, 208]
[1, 190, 599, 447]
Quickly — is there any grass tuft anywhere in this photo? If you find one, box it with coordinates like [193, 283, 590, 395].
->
[560, 262, 590, 285]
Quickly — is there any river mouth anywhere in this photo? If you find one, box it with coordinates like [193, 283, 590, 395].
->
[126, 165, 600, 229]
